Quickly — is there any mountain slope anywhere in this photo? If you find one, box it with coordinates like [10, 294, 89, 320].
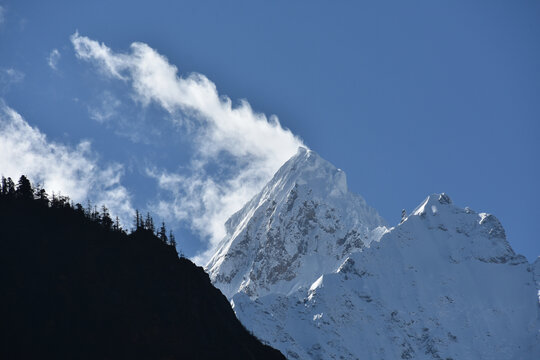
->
[231, 193, 539, 359]
[207, 147, 387, 299]
[0, 194, 285, 360]
[209, 149, 540, 359]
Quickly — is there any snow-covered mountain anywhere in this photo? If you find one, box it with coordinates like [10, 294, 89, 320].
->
[207, 147, 387, 299]
[207, 148, 540, 359]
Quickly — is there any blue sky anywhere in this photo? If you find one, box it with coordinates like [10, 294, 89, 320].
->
[0, 1, 538, 262]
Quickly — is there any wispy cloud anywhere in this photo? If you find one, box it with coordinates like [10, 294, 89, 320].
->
[0, 68, 24, 93]
[88, 90, 121, 123]
[47, 49, 61, 70]
[0, 100, 134, 225]
[71, 32, 305, 264]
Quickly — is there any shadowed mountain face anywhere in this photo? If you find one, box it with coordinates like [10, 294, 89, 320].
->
[0, 194, 284, 360]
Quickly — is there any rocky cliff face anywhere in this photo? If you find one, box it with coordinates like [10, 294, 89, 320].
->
[208, 148, 540, 359]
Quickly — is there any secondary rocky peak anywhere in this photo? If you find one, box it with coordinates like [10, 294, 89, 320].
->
[411, 193, 454, 217]
[402, 194, 524, 266]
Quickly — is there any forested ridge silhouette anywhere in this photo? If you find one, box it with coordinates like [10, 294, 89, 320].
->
[0, 175, 285, 360]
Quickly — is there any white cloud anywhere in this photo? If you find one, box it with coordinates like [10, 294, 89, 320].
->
[4, 68, 23, 80]
[71, 32, 305, 264]
[88, 91, 121, 123]
[47, 49, 61, 70]
[0, 100, 134, 225]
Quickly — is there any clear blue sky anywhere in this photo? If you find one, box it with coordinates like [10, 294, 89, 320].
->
[0, 0, 538, 262]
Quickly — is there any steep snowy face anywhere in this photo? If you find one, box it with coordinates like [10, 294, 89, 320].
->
[206, 147, 387, 299]
[231, 194, 539, 360]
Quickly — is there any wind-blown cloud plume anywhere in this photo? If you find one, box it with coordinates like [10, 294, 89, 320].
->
[71, 32, 305, 263]
[0, 101, 134, 225]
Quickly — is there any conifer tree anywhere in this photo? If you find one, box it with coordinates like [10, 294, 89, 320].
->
[113, 216, 121, 232]
[134, 210, 142, 230]
[75, 203, 85, 215]
[16, 175, 33, 200]
[158, 222, 168, 243]
[90, 205, 99, 221]
[51, 192, 70, 208]
[34, 184, 49, 206]
[86, 199, 93, 217]
[5, 177, 15, 196]
[101, 205, 113, 230]
[51, 192, 58, 207]
[1, 176, 7, 196]
[169, 230, 177, 248]
[145, 212, 155, 233]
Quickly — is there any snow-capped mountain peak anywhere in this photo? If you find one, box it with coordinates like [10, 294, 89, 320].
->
[208, 149, 538, 359]
[206, 147, 387, 299]
[223, 147, 349, 236]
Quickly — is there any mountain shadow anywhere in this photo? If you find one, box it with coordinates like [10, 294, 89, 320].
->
[0, 176, 285, 360]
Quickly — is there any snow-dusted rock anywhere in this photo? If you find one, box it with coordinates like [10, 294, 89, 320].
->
[209, 149, 540, 359]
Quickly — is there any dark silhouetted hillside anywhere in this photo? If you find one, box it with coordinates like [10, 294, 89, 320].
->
[0, 176, 284, 360]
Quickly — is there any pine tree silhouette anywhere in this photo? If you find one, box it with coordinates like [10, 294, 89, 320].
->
[1, 176, 8, 196]
[134, 209, 142, 230]
[35, 186, 49, 206]
[101, 205, 113, 230]
[158, 222, 168, 243]
[145, 212, 155, 233]
[3, 177, 16, 197]
[16, 175, 33, 200]
[113, 216, 121, 232]
[169, 230, 177, 248]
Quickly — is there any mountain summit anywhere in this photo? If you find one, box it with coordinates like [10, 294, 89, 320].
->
[206, 147, 387, 299]
[208, 149, 540, 359]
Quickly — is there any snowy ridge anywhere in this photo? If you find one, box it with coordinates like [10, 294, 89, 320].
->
[208, 149, 540, 359]
[231, 194, 539, 359]
[206, 147, 387, 299]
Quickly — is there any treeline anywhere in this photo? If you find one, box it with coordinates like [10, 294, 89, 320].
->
[0, 175, 178, 250]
